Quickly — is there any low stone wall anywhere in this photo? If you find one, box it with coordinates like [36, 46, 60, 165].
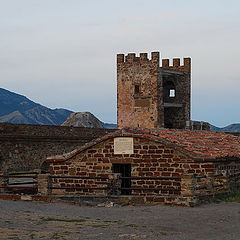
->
[0, 171, 239, 206]
[0, 123, 114, 172]
[187, 121, 210, 131]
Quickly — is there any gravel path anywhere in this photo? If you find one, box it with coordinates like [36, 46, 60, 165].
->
[0, 199, 239, 240]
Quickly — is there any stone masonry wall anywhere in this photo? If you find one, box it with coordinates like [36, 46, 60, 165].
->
[49, 137, 218, 199]
[0, 123, 114, 172]
[117, 52, 160, 129]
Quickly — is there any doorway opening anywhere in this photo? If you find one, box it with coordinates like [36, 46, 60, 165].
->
[113, 164, 131, 195]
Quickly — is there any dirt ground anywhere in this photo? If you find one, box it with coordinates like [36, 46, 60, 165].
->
[0, 199, 239, 240]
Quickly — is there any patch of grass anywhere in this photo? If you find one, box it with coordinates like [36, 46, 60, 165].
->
[24, 210, 31, 213]
[159, 231, 167, 235]
[90, 224, 109, 228]
[26, 218, 33, 222]
[215, 192, 240, 203]
[113, 219, 124, 224]
[124, 223, 139, 228]
[29, 233, 35, 239]
[40, 216, 87, 223]
[49, 231, 73, 240]
[50, 232, 66, 240]
[75, 223, 84, 226]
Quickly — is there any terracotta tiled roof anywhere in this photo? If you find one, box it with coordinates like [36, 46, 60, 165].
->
[47, 128, 240, 162]
[127, 128, 240, 158]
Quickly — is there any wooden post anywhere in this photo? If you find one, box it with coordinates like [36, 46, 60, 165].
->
[0, 172, 7, 193]
[37, 174, 51, 195]
[108, 173, 122, 196]
[181, 175, 197, 206]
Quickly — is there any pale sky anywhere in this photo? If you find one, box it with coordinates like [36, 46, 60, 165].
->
[0, 0, 240, 127]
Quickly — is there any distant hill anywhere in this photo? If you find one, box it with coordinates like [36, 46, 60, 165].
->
[62, 112, 118, 129]
[62, 112, 104, 128]
[210, 123, 240, 133]
[0, 88, 73, 125]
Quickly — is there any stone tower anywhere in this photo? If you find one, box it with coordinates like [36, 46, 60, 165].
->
[117, 52, 191, 129]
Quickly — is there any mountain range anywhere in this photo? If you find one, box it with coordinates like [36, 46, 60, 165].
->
[0, 88, 239, 132]
[0, 88, 117, 128]
[210, 124, 240, 133]
[0, 88, 72, 125]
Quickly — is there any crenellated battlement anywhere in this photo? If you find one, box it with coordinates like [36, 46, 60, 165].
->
[117, 52, 190, 73]
[117, 52, 160, 64]
[161, 57, 191, 73]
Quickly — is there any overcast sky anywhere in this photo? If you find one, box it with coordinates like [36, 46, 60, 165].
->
[0, 0, 239, 127]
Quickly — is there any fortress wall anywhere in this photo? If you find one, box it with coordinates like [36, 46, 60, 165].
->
[0, 123, 114, 172]
[0, 122, 237, 172]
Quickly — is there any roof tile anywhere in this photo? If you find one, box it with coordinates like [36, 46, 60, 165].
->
[128, 128, 240, 158]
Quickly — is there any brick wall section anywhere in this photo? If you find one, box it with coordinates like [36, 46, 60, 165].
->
[49, 137, 217, 197]
[0, 123, 114, 172]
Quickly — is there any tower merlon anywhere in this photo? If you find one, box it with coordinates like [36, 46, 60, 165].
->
[151, 52, 160, 62]
[162, 59, 170, 68]
[173, 58, 180, 67]
[184, 57, 191, 68]
[117, 54, 124, 63]
[140, 53, 148, 61]
[126, 53, 136, 62]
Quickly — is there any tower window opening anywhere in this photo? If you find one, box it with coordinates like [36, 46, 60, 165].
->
[169, 89, 175, 97]
[134, 85, 140, 94]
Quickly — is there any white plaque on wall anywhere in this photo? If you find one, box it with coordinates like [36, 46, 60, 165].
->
[114, 137, 134, 154]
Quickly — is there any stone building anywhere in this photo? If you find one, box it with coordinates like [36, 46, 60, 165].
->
[117, 52, 191, 129]
[46, 128, 240, 206]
